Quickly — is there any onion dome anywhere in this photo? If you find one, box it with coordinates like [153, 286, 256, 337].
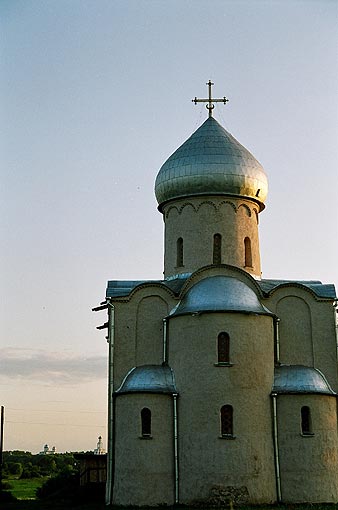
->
[115, 365, 177, 395]
[169, 276, 272, 317]
[155, 117, 268, 211]
[273, 365, 336, 395]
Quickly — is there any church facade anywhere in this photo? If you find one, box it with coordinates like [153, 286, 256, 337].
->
[95, 88, 338, 506]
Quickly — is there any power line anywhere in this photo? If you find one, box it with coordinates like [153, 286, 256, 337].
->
[7, 420, 105, 428]
[7, 408, 105, 414]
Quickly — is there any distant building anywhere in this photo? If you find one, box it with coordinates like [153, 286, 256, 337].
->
[39, 444, 56, 455]
[95, 83, 338, 506]
[74, 436, 107, 487]
[94, 436, 106, 455]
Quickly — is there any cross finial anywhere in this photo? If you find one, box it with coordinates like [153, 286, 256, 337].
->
[192, 80, 229, 118]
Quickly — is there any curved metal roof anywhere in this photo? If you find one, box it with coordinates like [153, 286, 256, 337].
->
[103, 276, 336, 300]
[273, 365, 336, 395]
[169, 275, 272, 317]
[115, 365, 177, 395]
[155, 117, 268, 211]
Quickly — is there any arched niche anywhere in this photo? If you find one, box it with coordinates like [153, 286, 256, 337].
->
[276, 296, 313, 366]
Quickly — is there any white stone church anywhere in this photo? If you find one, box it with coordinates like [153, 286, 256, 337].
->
[94, 83, 338, 506]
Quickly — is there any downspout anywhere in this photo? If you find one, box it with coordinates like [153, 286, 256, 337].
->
[271, 393, 282, 503]
[333, 299, 338, 361]
[106, 300, 115, 506]
[173, 393, 179, 505]
[274, 318, 280, 365]
[165, 318, 178, 503]
[163, 318, 168, 364]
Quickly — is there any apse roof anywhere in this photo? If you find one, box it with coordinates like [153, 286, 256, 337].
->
[169, 275, 272, 317]
[115, 365, 177, 395]
[155, 117, 268, 211]
[272, 365, 336, 396]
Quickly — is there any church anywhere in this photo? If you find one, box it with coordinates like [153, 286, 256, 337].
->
[94, 82, 338, 506]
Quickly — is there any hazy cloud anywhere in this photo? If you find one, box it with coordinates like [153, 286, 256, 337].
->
[0, 348, 107, 384]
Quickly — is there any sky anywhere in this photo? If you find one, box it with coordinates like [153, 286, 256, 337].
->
[1, 0, 337, 453]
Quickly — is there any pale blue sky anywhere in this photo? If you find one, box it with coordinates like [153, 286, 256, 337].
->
[1, 0, 337, 452]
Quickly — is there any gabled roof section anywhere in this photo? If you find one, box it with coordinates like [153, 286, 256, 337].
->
[106, 274, 189, 299]
[259, 279, 336, 300]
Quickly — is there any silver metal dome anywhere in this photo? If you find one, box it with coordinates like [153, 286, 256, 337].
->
[273, 365, 336, 395]
[155, 117, 268, 211]
[169, 276, 272, 317]
[116, 365, 177, 395]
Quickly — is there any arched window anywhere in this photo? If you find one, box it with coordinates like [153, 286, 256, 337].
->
[213, 234, 222, 264]
[221, 405, 233, 436]
[218, 332, 230, 363]
[301, 406, 312, 435]
[176, 237, 184, 267]
[141, 407, 151, 436]
[244, 237, 252, 267]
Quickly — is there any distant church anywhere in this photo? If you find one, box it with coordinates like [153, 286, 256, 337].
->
[94, 82, 338, 506]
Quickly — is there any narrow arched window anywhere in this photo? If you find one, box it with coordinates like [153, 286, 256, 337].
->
[213, 234, 222, 264]
[141, 407, 151, 436]
[301, 406, 312, 435]
[221, 405, 233, 436]
[218, 332, 230, 363]
[176, 237, 184, 267]
[244, 237, 252, 267]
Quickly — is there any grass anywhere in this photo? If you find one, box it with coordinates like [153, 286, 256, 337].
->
[3, 477, 48, 500]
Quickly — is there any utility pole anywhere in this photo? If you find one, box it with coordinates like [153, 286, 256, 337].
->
[0, 406, 4, 491]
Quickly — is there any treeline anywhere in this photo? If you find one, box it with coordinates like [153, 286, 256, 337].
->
[2, 450, 79, 479]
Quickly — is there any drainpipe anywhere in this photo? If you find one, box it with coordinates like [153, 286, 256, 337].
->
[173, 393, 179, 505]
[271, 393, 282, 503]
[163, 318, 168, 364]
[274, 318, 280, 365]
[106, 300, 115, 506]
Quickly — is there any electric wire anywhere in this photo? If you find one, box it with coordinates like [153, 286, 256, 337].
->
[7, 408, 105, 414]
[7, 420, 105, 428]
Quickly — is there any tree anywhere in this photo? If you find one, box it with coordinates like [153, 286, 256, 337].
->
[7, 462, 22, 477]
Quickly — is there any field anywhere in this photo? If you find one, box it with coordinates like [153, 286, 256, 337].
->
[1, 475, 106, 509]
[4, 477, 48, 500]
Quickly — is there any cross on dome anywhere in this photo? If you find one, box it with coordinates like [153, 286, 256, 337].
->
[192, 80, 229, 118]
